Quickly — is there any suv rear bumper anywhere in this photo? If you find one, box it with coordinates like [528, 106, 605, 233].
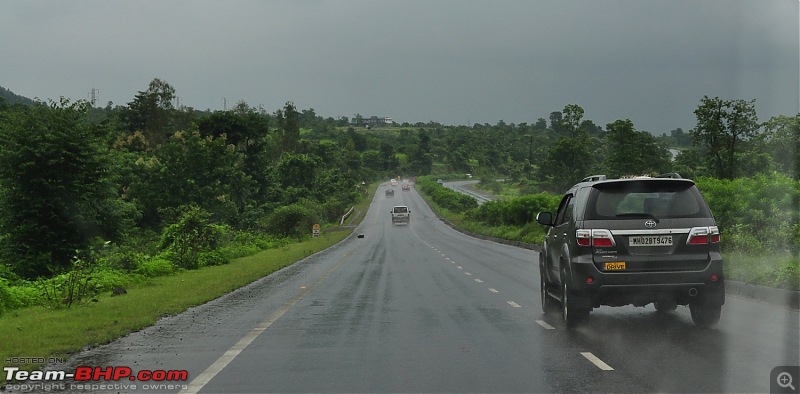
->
[568, 254, 725, 308]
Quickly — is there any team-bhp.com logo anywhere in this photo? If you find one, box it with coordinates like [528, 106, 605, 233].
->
[4, 365, 189, 392]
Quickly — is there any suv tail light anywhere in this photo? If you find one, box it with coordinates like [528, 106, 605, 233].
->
[576, 229, 616, 247]
[687, 226, 720, 245]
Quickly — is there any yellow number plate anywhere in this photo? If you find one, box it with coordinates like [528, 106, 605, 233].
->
[604, 262, 626, 271]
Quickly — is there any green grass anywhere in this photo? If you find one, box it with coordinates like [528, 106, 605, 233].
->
[0, 232, 350, 377]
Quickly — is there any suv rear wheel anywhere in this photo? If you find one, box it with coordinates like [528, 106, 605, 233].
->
[689, 301, 721, 328]
[654, 300, 678, 313]
[540, 266, 559, 313]
[561, 269, 589, 327]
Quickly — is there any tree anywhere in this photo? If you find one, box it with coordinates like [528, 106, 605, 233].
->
[128, 130, 249, 227]
[119, 78, 177, 147]
[379, 142, 399, 171]
[691, 96, 759, 179]
[763, 114, 800, 179]
[0, 99, 135, 278]
[549, 111, 563, 133]
[670, 128, 691, 147]
[347, 127, 368, 152]
[407, 130, 433, 175]
[604, 119, 671, 177]
[277, 101, 300, 154]
[539, 136, 593, 191]
[562, 104, 584, 136]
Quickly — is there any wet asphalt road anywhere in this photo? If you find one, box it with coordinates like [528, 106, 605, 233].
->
[48, 184, 799, 393]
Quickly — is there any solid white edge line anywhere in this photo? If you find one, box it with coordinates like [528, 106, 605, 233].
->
[179, 252, 349, 394]
[535, 320, 555, 330]
[581, 352, 614, 371]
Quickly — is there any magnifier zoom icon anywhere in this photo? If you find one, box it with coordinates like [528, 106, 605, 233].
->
[778, 372, 796, 390]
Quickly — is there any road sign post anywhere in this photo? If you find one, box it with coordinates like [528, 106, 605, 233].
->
[312, 223, 321, 237]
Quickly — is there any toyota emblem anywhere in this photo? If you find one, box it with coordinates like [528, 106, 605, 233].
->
[644, 220, 657, 228]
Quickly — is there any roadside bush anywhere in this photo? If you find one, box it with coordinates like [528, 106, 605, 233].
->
[466, 201, 505, 226]
[416, 176, 478, 213]
[466, 192, 560, 227]
[696, 174, 798, 253]
[91, 269, 139, 292]
[503, 193, 561, 225]
[135, 256, 176, 278]
[159, 205, 224, 269]
[218, 244, 261, 260]
[4, 284, 39, 310]
[36, 264, 96, 309]
[0, 277, 11, 315]
[772, 258, 799, 290]
[263, 202, 320, 238]
[198, 250, 228, 267]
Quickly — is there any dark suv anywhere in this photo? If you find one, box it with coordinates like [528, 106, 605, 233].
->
[536, 174, 724, 328]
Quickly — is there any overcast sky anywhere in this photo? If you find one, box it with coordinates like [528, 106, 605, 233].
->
[2, 0, 797, 134]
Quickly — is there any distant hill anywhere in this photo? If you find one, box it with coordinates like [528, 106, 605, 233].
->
[0, 85, 37, 106]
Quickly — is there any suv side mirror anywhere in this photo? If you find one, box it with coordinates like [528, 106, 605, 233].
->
[536, 212, 553, 226]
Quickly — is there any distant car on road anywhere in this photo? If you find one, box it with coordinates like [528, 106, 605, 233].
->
[385, 188, 394, 197]
[436, 179, 444, 185]
[401, 183, 411, 191]
[390, 179, 399, 186]
[390, 205, 410, 225]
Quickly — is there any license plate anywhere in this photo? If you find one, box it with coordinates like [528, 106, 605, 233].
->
[629, 235, 673, 246]
[604, 262, 626, 271]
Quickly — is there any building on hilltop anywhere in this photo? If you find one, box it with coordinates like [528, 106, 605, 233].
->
[350, 116, 393, 128]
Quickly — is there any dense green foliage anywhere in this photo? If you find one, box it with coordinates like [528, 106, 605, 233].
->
[695, 174, 799, 255]
[415, 177, 478, 213]
[466, 193, 561, 227]
[0, 80, 395, 315]
[0, 99, 136, 278]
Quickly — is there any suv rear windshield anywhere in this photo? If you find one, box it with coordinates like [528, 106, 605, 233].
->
[584, 179, 712, 220]
[393, 207, 408, 213]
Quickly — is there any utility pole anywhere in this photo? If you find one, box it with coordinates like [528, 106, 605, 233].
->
[89, 88, 99, 106]
[223, 97, 227, 111]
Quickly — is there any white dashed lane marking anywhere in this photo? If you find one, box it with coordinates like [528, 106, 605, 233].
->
[507, 301, 522, 308]
[488, 288, 499, 293]
[535, 320, 555, 330]
[581, 352, 614, 371]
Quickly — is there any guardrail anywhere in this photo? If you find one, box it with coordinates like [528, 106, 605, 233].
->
[340, 206, 355, 226]
[444, 181, 496, 205]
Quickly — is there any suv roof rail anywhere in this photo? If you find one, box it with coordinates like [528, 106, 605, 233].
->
[581, 175, 607, 182]
[656, 172, 682, 179]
